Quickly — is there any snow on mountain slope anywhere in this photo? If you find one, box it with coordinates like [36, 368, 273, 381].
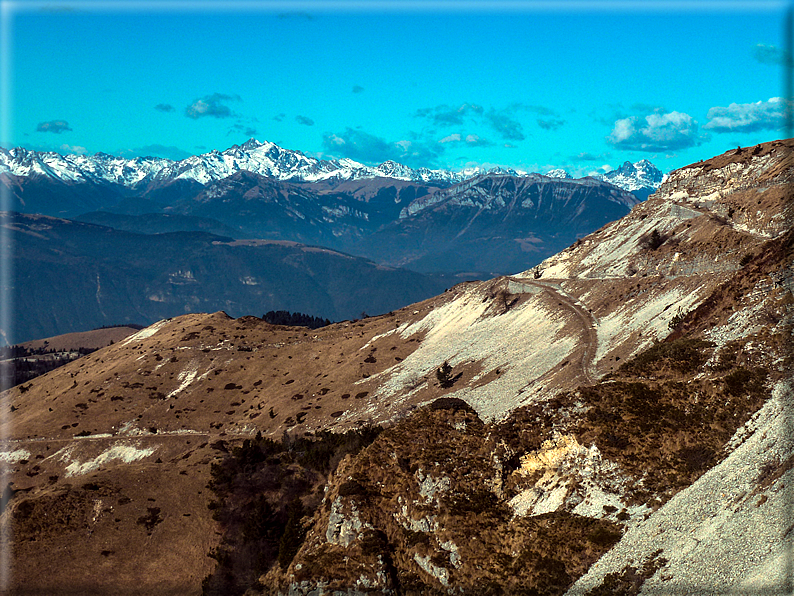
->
[0, 140, 463, 187]
[0, 147, 166, 186]
[598, 159, 663, 198]
[0, 140, 660, 192]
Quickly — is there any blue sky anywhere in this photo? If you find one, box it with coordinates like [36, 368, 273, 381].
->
[3, 0, 791, 175]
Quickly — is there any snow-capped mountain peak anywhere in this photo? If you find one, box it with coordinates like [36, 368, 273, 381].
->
[599, 159, 663, 194]
[0, 139, 663, 199]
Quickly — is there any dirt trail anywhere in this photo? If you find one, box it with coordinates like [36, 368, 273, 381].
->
[507, 277, 598, 385]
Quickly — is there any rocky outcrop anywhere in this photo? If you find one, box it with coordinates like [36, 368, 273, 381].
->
[264, 403, 625, 595]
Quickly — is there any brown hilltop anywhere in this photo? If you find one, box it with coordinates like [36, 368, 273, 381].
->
[1, 297, 491, 595]
[16, 326, 140, 353]
[680, 137, 794, 179]
[5, 304, 443, 443]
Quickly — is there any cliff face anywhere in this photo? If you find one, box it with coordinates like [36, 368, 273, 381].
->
[357, 174, 640, 275]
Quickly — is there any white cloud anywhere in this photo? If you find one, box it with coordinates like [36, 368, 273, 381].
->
[608, 110, 703, 152]
[465, 134, 492, 147]
[704, 97, 785, 133]
[438, 133, 492, 147]
[59, 143, 87, 154]
[439, 133, 461, 143]
[184, 93, 240, 119]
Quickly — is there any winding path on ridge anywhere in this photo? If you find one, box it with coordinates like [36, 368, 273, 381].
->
[506, 276, 599, 386]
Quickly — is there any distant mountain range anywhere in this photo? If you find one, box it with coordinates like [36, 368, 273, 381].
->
[358, 173, 640, 273]
[2, 140, 658, 340]
[0, 138, 662, 196]
[544, 159, 663, 201]
[0, 139, 493, 187]
[0, 141, 658, 269]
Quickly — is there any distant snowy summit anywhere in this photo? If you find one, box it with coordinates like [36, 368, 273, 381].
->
[0, 138, 662, 197]
[544, 161, 663, 198]
[599, 159, 663, 200]
[0, 139, 469, 187]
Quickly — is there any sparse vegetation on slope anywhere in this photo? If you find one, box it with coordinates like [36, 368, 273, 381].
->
[3, 139, 791, 595]
[263, 402, 624, 595]
[201, 427, 381, 596]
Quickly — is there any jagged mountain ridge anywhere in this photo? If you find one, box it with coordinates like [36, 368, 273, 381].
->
[355, 173, 641, 274]
[545, 159, 663, 200]
[599, 158, 664, 201]
[0, 139, 491, 188]
[0, 139, 660, 193]
[1, 140, 662, 276]
[601, 158, 663, 190]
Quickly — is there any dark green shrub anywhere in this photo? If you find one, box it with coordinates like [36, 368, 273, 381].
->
[638, 229, 667, 250]
[429, 397, 475, 415]
[587, 525, 622, 547]
[436, 361, 454, 388]
[724, 367, 767, 396]
[620, 338, 713, 375]
[136, 507, 162, 535]
[277, 499, 306, 569]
